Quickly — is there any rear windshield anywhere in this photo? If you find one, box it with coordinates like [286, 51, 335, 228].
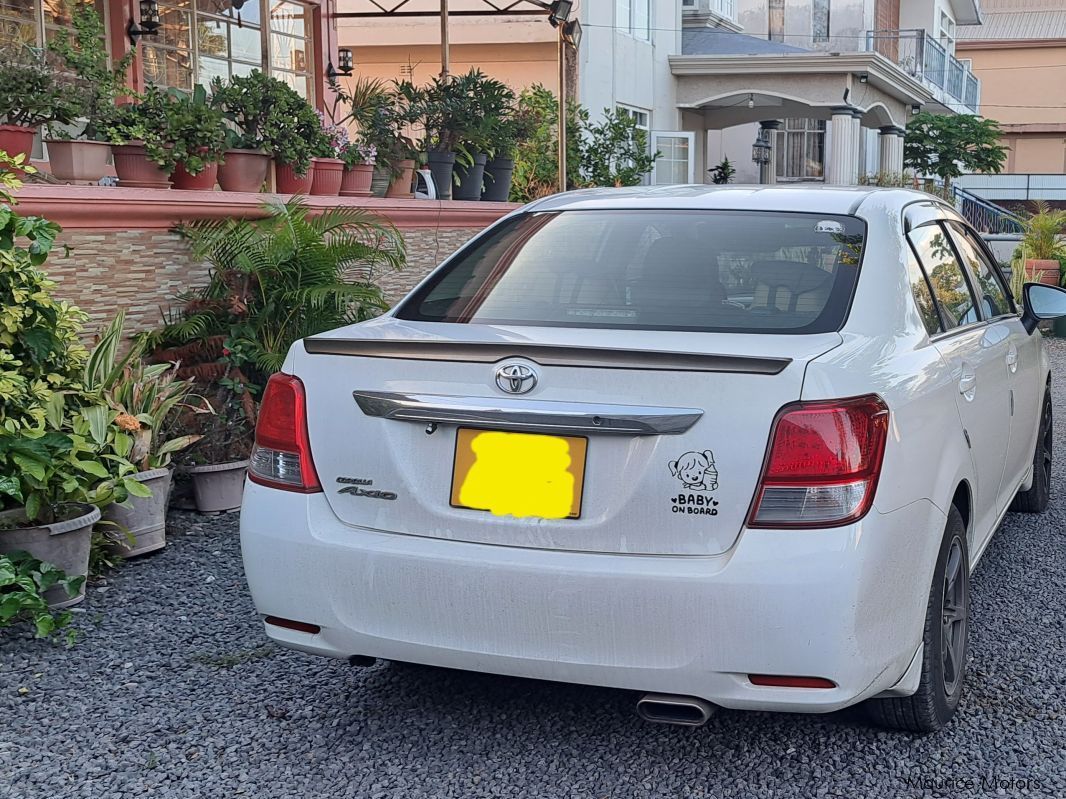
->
[396, 209, 866, 334]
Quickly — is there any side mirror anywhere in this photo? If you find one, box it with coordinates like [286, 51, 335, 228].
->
[1021, 282, 1066, 334]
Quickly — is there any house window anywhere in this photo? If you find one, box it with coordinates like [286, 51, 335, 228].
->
[768, 0, 784, 42]
[270, 0, 314, 98]
[0, 0, 106, 51]
[651, 131, 695, 185]
[775, 118, 825, 180]
[144, 0, 314, 100]
[617, 0, 650, 40]
[711, 0, 736, 19]
[616, 104, 650, 132]
[939, 10, 955, 53]
[812, 0, 830, 43]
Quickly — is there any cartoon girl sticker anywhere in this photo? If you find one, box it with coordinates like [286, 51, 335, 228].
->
[669, 450, 719, 491]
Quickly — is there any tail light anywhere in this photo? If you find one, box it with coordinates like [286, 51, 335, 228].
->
[747, 395, 889, 529]
[248, 373, 321, 493]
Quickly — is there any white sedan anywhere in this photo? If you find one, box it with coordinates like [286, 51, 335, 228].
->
[240, 186, 1066, 732]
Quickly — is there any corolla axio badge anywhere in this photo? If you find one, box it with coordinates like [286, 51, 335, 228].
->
[495, 363, 538, 395]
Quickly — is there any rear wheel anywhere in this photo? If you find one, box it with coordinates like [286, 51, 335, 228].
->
[866, 505, 970, 733]
[1010, 390, 1052, 514]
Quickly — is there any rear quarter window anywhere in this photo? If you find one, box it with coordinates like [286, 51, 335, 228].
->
[397, 210, 867, 334]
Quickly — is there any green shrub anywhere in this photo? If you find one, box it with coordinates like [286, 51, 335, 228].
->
[0, 550, 82, 641]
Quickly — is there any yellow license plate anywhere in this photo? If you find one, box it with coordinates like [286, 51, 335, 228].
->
[451, 428, 588, 519]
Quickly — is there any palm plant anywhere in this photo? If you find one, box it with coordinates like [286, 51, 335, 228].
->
[160, 199, 405, 383]
[1011, 201, 1066, 296]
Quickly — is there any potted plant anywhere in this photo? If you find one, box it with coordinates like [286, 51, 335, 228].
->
[0, 43, 80, 163]
[340, 139, 376, 197]
[0, 160, 129, 605]
[83, 313, 203, 556]
[209, 72, 278, 193]
[247, 76, 324, 194]
[481, 99, 535, 201]
[1012, 202, 1066, 288]
[45, 5, 134, 183]
[179, 382, 255, 513]
[310, 110, 346, 196]
[454, 74, 514, 201]
[404, 69, 485, 200]
[101, 86, 176, 188]
[167, 85, 227, 191]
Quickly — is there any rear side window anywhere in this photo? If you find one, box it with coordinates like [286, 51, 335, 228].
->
[397, 210, 866, 334]
[909, 224, 978, 330]
[947, 223, 1014, 318]
[905, 247, 942, 336]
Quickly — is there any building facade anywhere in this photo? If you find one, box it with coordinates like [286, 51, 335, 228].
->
[4, 0, 339, 162]
[339, 0, 982, 187]
[954, 0, 1066, 205]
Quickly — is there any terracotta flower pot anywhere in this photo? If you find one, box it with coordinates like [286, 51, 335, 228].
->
[340, 162, 374, 197]
[45, 139, 111, 183]
[1026, 259, 1061, 286]
[187, 460, 249, 513]
[0, 124, 36, 163]
[275, 161, 313, 194]
[218, 148, 269, 192]
[310, 157, 344, 195]
[172, 160, 219, 190]
[0, 503, 100, 608]
[112, 142, 171, 189]
[385, 159, 416, 198]
[102, 468, 172, 558]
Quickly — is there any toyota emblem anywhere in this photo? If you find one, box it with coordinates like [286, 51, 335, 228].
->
[495, 363, 538, 395]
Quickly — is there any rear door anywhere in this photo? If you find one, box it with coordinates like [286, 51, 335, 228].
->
[297, 207, 868, 556]
[947, 223, 1040, 499]
[910, 222, 1012, 539]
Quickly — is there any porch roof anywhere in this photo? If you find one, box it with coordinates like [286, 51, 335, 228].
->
[681, 29, 811, 56]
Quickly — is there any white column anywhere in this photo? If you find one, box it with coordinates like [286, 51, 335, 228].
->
[828, 107, 859, 185]
[879, 125, 906, 177]
[847, 113, 862, 184]
[760, 120, 781, 185]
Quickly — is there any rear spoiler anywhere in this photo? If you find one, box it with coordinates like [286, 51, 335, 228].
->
[302, 339, 791, 375]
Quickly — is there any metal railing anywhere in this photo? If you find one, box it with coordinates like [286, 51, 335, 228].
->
[864, 29, 980, 112]
[951, 185, 1025, 235]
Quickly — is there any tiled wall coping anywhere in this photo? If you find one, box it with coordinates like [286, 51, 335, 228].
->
[12, 185, 519, 231]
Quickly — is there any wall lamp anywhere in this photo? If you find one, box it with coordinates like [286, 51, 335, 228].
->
[911, 103, 922, 115]
[529, 0, 574, 27]
[128, 0, 160, 45]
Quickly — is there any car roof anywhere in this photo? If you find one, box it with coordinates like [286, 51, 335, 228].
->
[524, 185, 949, 219]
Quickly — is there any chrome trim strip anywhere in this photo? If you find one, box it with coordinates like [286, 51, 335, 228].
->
[352, 391, 703, 435]
[307, 339, 790, 375]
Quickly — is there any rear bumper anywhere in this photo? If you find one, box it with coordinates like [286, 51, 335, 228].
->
[240, 482, 945, 713]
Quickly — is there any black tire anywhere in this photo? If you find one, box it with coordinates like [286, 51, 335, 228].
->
[1010, 389, 1052, 514]
[865, 505, 970, 733]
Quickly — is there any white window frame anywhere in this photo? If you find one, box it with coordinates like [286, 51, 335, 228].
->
[651, 131, 696, 185]
[616, 103, 650, 133]
[774, 118, 826, 182]
[617, 0, 650, 40]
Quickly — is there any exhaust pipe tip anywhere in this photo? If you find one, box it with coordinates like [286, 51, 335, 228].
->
[348, 655, 377, 668]
[636, 693, 716, 727]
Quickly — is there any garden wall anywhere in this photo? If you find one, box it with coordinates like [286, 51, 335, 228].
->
[14, 186, 515, 337]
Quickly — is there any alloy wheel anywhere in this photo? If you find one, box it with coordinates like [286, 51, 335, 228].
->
[941, 536, 967, 697]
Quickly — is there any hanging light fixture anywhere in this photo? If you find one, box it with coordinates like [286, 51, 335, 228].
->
[751, 129, 772, 165]
[747, 93, 755, 109]
[138, 0, 160, 34]
[230, 0, 245, 28]
[338, 48, 354, 76]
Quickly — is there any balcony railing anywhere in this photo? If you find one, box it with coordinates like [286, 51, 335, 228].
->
[864, 29, 980, 113]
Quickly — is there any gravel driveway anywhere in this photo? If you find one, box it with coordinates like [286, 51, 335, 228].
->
[4, 346, 1066, 799]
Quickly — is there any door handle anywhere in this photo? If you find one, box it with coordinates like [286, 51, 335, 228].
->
[958, 365, 977, 400]
[1006, 344, 1019, 373]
